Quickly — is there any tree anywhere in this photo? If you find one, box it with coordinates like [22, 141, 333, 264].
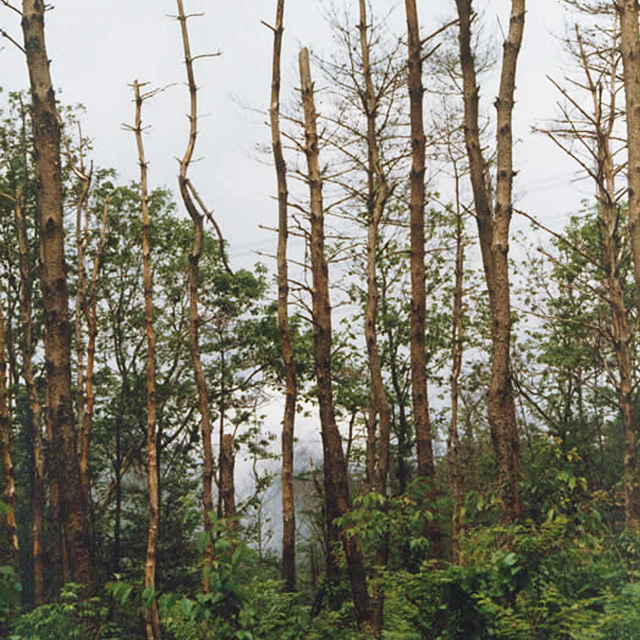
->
[21, 0, 92, 588]
[454, 0, 526, 520]
[266, 0, 298, 594]
[299, 46, 374, 632]
[404, 0, 442, 554]
[131, 79, 162, 640]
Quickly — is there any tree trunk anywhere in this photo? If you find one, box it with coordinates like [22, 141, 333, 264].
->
[455, 0, 524, 521]
[268, 0, 298, 594]
[299, 47, 374, 633]
[0, 305, 19, 572]
[405, 0, 441, 555]
[73, 166, 91, 495]
[358, 2, 392, 632]
[175, 0, 216, 590]
[21, 0, 92, 588]
[132, 80, 162, 640]
[617, 0, 640, 528]
[221, 433, 236, 537]
[619, 1, 640, 317]
[15, 193, 47, 603]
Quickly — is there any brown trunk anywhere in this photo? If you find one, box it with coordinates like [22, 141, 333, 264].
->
[175, 0, 216, 590]
[21, 0, 92, 587]
[0, 305, 19, 571]
[405, 0, 441, 555]
[619, 1, 640, 319]
[132, 80, 162, 640]
[268, 0, 298, 593]
[618, 0, 640, 529]
[299, 47, 374, 633]
[73, 165, 91, 494]
[15, 193, 47, 603]
[455, 0, 524, 520]
[221, 433, 236, 536]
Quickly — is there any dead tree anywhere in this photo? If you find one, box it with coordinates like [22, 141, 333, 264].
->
[131, 79, 162, 640]
[266, 0, 298, 593]
[540, 22, 639, 527]
[404, 0, 442, 553]
[455, 0, 526, 520]
[175, 0, 218, 591]
[298, 46, 374, 633]
[21, 0, 92, 587]
[617, 1, 640, 327]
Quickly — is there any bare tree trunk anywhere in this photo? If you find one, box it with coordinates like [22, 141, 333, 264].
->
[175, 0, 217, 590]
[358, 2, 392, 633]
[72, 162, 91, 494]
[267, 0, 298, 594]
[0, 305, 19, 572]
[132, 80, 162, 640]
[619, 1, 640, 313]
[455, 0, 524, 521]
[405, 0, 441, 555]
[299, 47, 374, 633]
[21, 0, 92, 588]
[617, 1, 640, 529]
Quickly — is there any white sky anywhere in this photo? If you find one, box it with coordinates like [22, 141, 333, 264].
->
[0, 0, 585, 268]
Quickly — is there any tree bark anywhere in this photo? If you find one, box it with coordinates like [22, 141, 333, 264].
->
[72, 163, 91, 495]
[175, 0, 216, 591]
[405, 0, 441, 555]
[0, 304, 19, 572]
[268, 0, 298, 594]
[21, 0, 92, 588]
[221, 433, 236, 537]
[299, 47, 374, 633]
[132, 80, 162, 640]
[619, 1, 640, 316]
[455, 0, 524, 521]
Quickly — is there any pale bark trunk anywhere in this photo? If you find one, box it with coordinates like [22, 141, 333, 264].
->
[175, 0, 216, 590]
[358, 2, 392, 633]
[268, 0, 298, 593]
[133, 80, 162, 640]
[455, 0, 524, 520]
[405, 0, 441, 555]
[73, 167, 91, 494]
[0, 305, 19, 571]
[299, 47, 374, 633]
[21, 0, 92, 587]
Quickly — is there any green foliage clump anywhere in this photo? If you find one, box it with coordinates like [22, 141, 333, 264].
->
[389, 517, 640, 640]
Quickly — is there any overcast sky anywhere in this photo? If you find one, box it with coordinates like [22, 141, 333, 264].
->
[0, 0, 586, 269]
